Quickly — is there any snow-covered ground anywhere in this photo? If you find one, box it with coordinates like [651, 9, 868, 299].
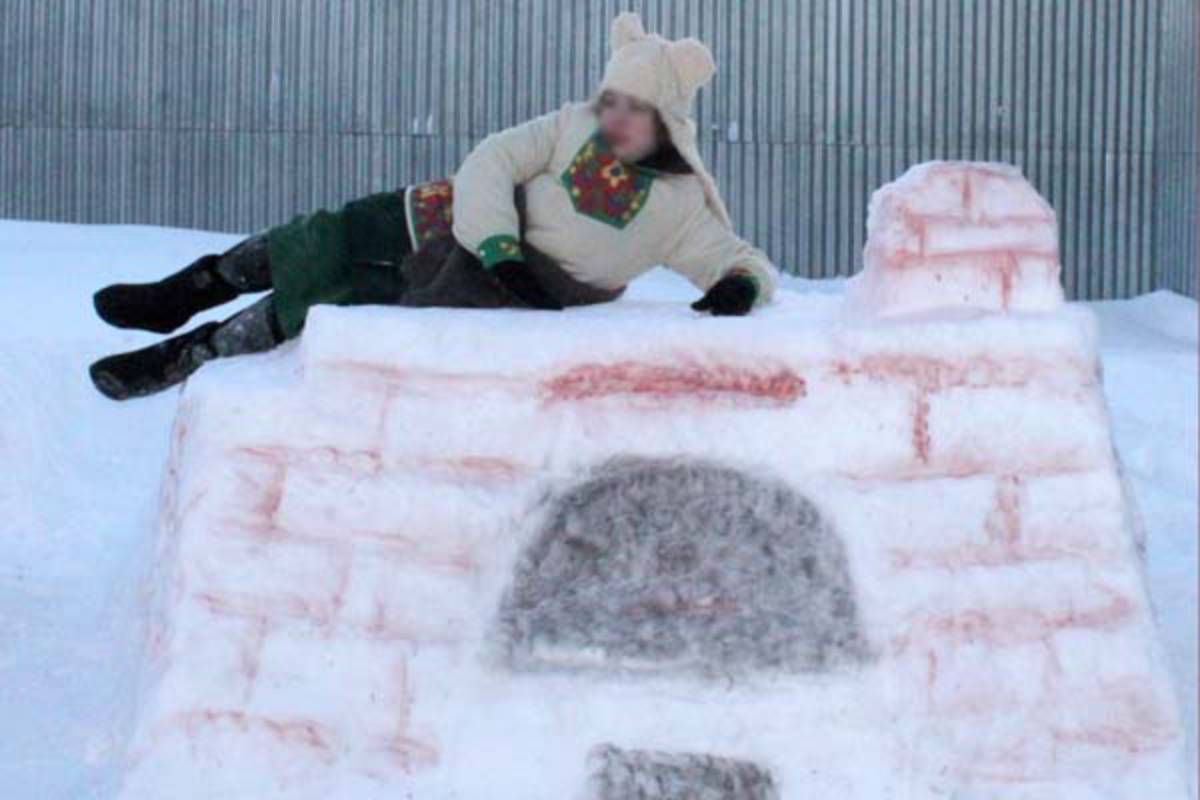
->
[0, 218, 1195, 798]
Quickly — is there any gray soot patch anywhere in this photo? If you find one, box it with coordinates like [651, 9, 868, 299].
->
[493, 456, 870, 679]
[586, 744, 780, 800]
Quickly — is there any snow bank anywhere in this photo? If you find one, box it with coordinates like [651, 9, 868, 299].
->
[844, 161, 1066, 318]
[119, 283, 1190, 795]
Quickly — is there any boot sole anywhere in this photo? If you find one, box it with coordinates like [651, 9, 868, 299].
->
[88, 360, 133, 401]
[88, 321, 221, 401]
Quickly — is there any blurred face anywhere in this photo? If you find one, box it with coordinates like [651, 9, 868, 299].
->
[597, 89, 663, 163]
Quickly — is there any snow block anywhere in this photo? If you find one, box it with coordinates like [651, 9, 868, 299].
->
[118, 284, 1190, 798]
[845, 161, 1066, 318]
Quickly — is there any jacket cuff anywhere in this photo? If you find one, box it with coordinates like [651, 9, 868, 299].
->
[477, 234, 523, 270]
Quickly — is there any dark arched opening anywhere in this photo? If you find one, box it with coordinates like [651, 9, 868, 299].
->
[494, 456, 870, 679]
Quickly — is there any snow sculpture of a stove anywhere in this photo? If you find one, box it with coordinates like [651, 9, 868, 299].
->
[119, 163, 1190, 799]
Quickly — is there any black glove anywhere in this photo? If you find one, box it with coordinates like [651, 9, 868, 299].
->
[690, 273, 758, 316]
[491, 259, 564, 311]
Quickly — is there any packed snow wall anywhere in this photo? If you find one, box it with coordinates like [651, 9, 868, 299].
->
[119, 163, 1190, 799]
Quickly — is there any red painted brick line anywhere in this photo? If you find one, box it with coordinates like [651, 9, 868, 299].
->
[194, 590, 336, 627]
[237, 616, 271, 702]
[415, 455, 526, 485]
[1050, 677, 1180, 755]
[237, 445, 384, 478]
[380, 658, 440, 772]
[830, 354, 1090, 466]
[167, 709, 337, 764]
[540, 360, 806, 406]
[893, 588, 1136, 653]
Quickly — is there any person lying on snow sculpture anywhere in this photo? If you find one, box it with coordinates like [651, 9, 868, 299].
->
[89, 12, 779, 400]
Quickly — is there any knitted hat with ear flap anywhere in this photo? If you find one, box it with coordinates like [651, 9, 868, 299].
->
[597, 11, 734, 229]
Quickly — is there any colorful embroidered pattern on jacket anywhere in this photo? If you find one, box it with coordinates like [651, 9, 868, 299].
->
[404, 179, 455, 248]
[560, 131, 655, 229]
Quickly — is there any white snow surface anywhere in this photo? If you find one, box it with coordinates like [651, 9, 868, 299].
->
[0, 218, 1195, 798]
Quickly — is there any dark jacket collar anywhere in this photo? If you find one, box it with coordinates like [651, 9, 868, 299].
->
[634, 141, 693, 175]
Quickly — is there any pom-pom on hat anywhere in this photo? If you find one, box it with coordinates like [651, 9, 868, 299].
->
[597, 12, 733, 229]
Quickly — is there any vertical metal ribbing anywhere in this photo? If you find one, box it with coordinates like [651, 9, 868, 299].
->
[1111, 0, 1126, 299]
[837, 0, 852, 275]
[1061, 2, 1078, 298]
[1094, 1, 1106, 299]
[1156, 0, 1199, 299]
[1081, 0, 1096, 300]
[0, 0, 1190, 299]
[814, 0, 826, 276]
[1147, 0, 1164, 297]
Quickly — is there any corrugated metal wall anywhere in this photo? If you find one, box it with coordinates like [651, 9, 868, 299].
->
[1, 0, 1195, 300]
[1156, 0, 1198, 299]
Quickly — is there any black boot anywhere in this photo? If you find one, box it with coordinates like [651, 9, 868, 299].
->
[89, 294, 285, 401]
[89, 321, 221, 401]
[97, 234, 273, 332]
[94, 251, 242, 334]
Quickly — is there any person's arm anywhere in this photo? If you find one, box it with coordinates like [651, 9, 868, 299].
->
[661, 190, 779, 314]
[451, 103, 568, 270]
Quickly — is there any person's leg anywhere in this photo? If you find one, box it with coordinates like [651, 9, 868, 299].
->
[212, 232, 273, 293]
[93, 232, 273, 335]
[395, 240, 514, 309]
[268, 187, 414, 339]
[89, 293, 285, 401]
[395, 234, 624, 311]
[208, 291, 285, 355]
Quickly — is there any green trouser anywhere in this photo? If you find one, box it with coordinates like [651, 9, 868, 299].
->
[261, 185, 625, 341]
[265, 188, 414, 340]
